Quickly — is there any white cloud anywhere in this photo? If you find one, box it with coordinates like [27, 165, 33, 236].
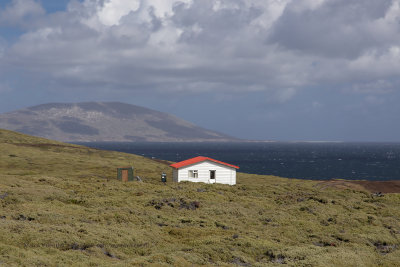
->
[97, 0, 140, 26]
[348, 46, 400, 78]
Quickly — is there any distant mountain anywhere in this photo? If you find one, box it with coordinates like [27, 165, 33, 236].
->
[0, 102, 239, 142]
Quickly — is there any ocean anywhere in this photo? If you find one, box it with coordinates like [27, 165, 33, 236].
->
[74, 142, 400, 181]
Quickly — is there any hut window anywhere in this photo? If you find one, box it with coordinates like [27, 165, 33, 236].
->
[189, 170, 198, 178]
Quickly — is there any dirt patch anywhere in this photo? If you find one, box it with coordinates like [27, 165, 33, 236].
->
[13, 143, 74, 148]
[374, 241, 398, 254]
[148, 198, 200, 210]
[350, 180, 400, 193]
[315, 180, 400, 193]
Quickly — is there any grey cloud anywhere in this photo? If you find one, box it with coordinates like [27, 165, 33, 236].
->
[172, 0, 263, 44]
[0, 36, 5, 57]
[2, 0, 400, 107]
[269, 0, 397, 59]
[147, 6, 163, 31]
[4, 0, 280, 95]
[0, 0, 45, 26]
[351, 80, 394, 95]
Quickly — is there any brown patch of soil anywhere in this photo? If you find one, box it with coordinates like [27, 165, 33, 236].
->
[315, 180, 400, 193]
[349, 180, 400, 193]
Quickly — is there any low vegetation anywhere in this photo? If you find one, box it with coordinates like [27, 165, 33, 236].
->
[0, 129, 399, 266]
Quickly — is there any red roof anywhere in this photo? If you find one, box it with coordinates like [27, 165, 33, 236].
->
[170, 156, 239, 169]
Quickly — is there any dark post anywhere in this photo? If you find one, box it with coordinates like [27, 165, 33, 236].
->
[161, 172, 167, 183]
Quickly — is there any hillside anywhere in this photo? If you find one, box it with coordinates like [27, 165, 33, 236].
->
[0, 102, 238, 142]
[0, 129, 399, 266]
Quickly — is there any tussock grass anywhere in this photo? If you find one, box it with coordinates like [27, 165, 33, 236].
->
[0, 129, 399, 266]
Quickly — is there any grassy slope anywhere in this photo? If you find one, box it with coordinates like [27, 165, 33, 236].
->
[0, 129, 399, 266]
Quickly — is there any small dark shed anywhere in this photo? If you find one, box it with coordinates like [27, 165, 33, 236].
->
[117, 167, 134, 182]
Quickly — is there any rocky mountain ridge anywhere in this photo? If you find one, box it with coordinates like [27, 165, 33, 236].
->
[0, 102, 238, 142]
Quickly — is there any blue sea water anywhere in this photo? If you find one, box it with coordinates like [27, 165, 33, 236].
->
[74, 142, 400, 181]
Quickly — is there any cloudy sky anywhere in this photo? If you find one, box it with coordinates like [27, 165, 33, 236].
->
[1, 0, 400, 141]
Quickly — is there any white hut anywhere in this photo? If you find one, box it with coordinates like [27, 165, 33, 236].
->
[170, 156, 239, 185]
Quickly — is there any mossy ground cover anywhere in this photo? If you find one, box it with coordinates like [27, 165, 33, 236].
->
[0, 129, 399, 266]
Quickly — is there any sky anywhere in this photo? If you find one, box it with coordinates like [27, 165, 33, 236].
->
[1, 0, 400, 142]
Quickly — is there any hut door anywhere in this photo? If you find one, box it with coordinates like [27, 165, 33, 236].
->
[209, 170, 216, 184]
[122, 170, 129, 182]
